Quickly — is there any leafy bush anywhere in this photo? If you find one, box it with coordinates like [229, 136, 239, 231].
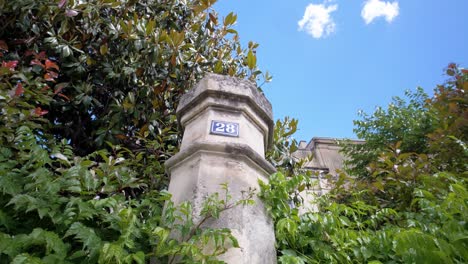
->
[262, 166, 467, 263]
[261, 65, 468, 263]
[0, 0, 267, 262]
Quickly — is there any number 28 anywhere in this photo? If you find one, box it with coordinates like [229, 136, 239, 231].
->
[211, 121, 238, 136]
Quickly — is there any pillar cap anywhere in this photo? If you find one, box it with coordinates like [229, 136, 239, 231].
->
[177, 73, 274, 149]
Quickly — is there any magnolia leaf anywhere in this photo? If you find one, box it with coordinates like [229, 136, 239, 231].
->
[146, 19, 155, 35]
[223, 12, 237, 27]
[214, 60, 223, 73]
[247, 50, 256, 70]
[100, 44, 108, 55]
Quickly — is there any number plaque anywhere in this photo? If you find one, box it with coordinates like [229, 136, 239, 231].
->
[210, 120, 239, 137]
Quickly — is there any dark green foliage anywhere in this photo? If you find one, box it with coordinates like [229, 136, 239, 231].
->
[0, 0, 266, 262]
[261, 170, 467, 263]
[0, 122, 253, 263]
[0, 0, 267, 156]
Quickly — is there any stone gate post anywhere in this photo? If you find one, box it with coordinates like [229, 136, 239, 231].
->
[164, 73, 276, 263]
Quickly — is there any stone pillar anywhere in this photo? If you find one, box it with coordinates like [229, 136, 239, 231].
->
[165, 73, 276, 263]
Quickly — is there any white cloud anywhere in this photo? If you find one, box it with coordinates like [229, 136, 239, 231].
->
[298, 1, 338, 39]
[361, 0, 399, 24]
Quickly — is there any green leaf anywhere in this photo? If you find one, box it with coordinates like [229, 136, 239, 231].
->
[214, 60, 223, 73]
[62, 45, 72, 57]
[65, 222, 102, 259]
[130, 251, 145, 264]
[11, 253, 44, 264]
[146, 19, 156, 35]
[100, 44, 108, 55]
[247, 50, 256, 70]
[224, 12, 237, 26]
[99, 242, 127, 263]
[226, 28, 237, 34]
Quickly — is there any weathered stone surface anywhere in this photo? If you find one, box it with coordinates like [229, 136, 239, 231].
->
[165, 141, 276, 176]
[295, 137, 364, 193]
[166, 143, 276, 263]
[177, 73, 274, 154]
[294, 137, 364, 213]
[165, 74, 277, 263]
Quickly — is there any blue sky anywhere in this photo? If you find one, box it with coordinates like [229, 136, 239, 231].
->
[215, 0, 468, 141]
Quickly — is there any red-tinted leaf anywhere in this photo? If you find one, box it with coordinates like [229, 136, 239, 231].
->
[58, 0, 67, 8]
[115, 134, 127, 140]
[15, 83, 24, 96]
[41, 85, 50, 92]
[0, 40, 8, 51]
[136, 67, 144, 76]
[36, 51, 47, 60]
[462, 69, 468, 74]
[2, 60, 18, 70]
[49, 71, 59, 78]
[31, 59, 44, 67]
[24, 50, 34, 57]
[54, 82, 68, 94]
[34, 107, 49, 116]
[57, 93, 70, 101]
[44, 71, 58, 81]
[45, 59, 59, 71]
[209, 13, 218, 25]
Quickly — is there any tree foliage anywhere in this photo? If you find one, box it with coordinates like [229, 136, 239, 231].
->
[341, 88, 433, 178]
[260, 64, 468, 263]
[0, 0, 267, 262]
[342, 64, 467, 178]
[1, 0, 268, 156]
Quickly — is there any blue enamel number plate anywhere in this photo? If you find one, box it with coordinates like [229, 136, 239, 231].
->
[210, 120, 239, 137]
